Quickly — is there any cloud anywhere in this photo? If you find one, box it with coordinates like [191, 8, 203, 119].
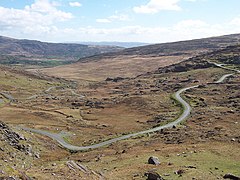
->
[0, 0, 72, 34]
[69, 2, 82, 7]
[2, 18, 240, 43]
[110, 14, 130, 21]
[230, 16, 240, 26]
[0, 1, 239, 44]
[133, 0, 181, 14]
[46, 18, 240, 43]
[96, 14, 130, 23]
[96, 19, 111, 23]
[174, 19, 208, 29]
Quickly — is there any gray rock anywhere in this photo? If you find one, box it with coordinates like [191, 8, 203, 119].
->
[148, 156, 160, 165]
[145, 172, 163, 180]
[34, 153, 40, 159]
[175, 169, 185, 175]
[223, 173, 240, 180]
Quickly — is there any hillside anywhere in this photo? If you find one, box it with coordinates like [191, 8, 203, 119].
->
[0, 36, 123, 66]
[41, 34, 240, 82]
[78, 33, 240, 61]
[0, 43, 239, 179]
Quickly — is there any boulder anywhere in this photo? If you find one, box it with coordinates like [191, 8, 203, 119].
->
[223, 173, 240, 180]
[148, 156, 160, 165]
[145, 172, 163, 180]
[175, 169, 185, 175]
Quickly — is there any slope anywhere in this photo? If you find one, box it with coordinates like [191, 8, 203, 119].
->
[0, 36, 123, 67]
[0, 44, 239, 179]
[41, 33, 240, 82]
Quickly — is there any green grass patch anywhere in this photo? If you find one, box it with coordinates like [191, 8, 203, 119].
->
[0, 59, 75, 68]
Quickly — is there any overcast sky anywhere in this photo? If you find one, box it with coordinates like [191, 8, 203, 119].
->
[0, 0, 240, 43]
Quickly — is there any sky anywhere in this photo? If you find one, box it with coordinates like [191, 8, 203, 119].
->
[0, 0, 240, 43]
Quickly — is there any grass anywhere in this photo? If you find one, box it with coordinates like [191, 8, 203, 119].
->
[0, 59, 75, 68]
[0, 53, 239, 179]
[85, 142, 240, 180]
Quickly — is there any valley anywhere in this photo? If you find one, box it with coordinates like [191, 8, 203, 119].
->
[40, 34, 240, 82]
[0, 35, 239, 180]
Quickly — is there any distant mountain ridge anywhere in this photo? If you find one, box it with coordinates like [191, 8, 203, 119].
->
[75, 42, 150, 48]
[0, 36, 124, 61]
[76, 33, 240, 62]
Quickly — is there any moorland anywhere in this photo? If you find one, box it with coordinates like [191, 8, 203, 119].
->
[0, 34, 239, 179]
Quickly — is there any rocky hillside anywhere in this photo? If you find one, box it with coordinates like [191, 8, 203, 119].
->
[205, 45, 240, 65]
[155, 44, 240, 74]
[0, 36, 123, 61]
[77, 33, 240, 62]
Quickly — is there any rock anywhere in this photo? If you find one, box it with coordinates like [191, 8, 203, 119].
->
[133, 173, 140, 177]
[175, 169, 185, 175]
[145, 172, 163, 180]
[4, 177, 17, 180]
[185, 165, 197, 169]
[105, 77, 125, 82]
[121, 150, 126, 154]
[223, 173, 240, 180]
[35, 153, 40, 159]
[148, 156, 161, 165]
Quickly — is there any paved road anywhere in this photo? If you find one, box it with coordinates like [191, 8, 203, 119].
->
[211, 62, 240, 73]
[21, 84, 198, 151]
[70, 89, 85, 98]
[215, 74, 233, 83]
[21, 62, 239, 151]
[45, 86, 56, 93]
[0, 92, 15, 102]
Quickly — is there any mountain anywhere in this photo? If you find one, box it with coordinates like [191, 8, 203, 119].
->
[78, 33, 240, 61]
[0, 36, 124, 62]
[76, 41, 150, 48]
[42, 33, 240, 81]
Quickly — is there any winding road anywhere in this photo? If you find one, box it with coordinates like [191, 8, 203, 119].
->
[0, 92, 15, 102]
[21, 62, 239, 151]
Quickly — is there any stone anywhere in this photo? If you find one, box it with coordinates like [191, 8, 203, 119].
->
[34, 153, 40, 159]
[175, 169, 185, 175]
[148, 156, 160, 165]
[223, 173, 240, 180]
[145, 172, 163, 180]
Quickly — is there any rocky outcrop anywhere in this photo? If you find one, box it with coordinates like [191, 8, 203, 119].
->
[207, 45, 240, 65]
[156, 57, 214, 73]
[0, 121, 32, 154]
